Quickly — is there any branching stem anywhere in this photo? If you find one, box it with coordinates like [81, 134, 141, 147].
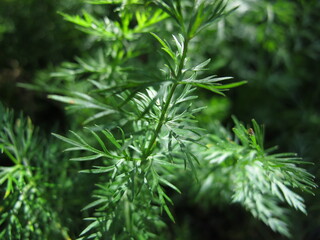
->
[143, 37, 190, 159]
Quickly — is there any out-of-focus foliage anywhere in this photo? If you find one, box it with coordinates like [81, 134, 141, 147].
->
[196, 0, 320, 153]
[0, 0, 89, 129]
[0, 104, 69, 239]
[0, 0, 86, 70]
[191, 0, 320, 237]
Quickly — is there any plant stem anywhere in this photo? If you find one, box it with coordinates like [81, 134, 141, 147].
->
[143, 37, 189, 159]
[143, 83, 178, 158]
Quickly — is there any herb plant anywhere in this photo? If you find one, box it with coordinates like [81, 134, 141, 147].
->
[0, 0, 316, 239]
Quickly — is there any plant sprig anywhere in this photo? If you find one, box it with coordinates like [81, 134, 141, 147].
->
[15, 0, 316, 239]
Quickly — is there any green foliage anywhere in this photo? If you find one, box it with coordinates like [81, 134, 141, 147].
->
[0, 0, 318, 239]
[200, 118, 316, 237]
[0, 0, 85, 70]
[0, 104, 72, 239]
[191, 1, 320, 235]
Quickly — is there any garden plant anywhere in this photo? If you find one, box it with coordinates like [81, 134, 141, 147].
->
[0, 0, 318, 239]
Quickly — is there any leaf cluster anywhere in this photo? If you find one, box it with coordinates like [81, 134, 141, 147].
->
[194, 118, 316, 237]
[0, 104, 73, 239]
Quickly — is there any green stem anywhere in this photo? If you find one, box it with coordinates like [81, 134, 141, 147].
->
[177, 38, 189, 78]
[143, 83, 178, 158]
[143, 37, 189, 159]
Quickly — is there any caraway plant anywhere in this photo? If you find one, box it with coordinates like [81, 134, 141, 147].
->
[0, 0, 317, 239]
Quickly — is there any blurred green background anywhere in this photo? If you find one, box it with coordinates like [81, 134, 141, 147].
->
[0, 0, 319, 239]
